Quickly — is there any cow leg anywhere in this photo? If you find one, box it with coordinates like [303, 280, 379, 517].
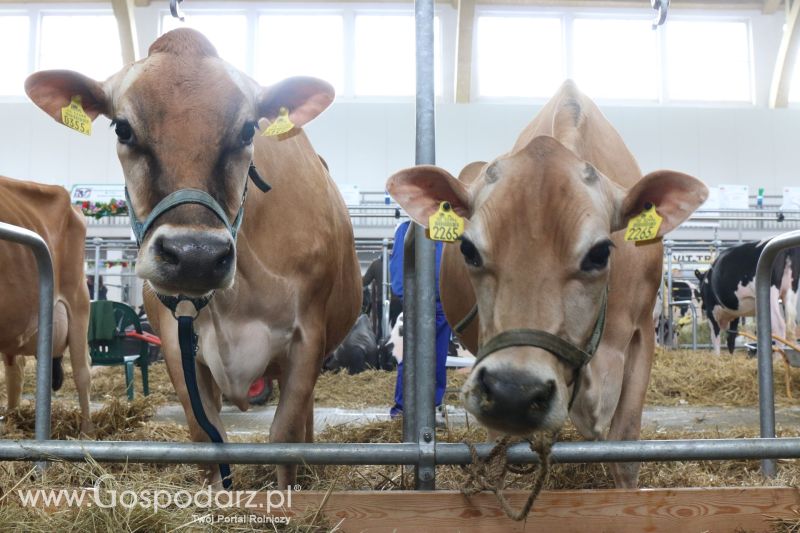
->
[726, 317, 740, 354]
[4, 354, 24, 410]
[771, 286, 787, 341]
[708, 318, 722, 355]
[783, 288, 798, 342]
[66, 302, 93, 435]
[270, 324, 324, 489]
[607, 327, 654, 488]
[305, 401, 314, 443]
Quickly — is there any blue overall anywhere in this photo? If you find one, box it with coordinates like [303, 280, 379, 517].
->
[389, 221, 451, 413]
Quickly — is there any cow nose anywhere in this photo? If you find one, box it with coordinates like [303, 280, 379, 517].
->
[476, 366, 556, 430]
[154, 233, 234, 290]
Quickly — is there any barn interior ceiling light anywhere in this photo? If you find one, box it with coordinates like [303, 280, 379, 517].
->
[651, 0, 669, 29]
[170, 0, 185, 22]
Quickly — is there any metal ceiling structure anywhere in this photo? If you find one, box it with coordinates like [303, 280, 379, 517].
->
[3, 0, 797, 106]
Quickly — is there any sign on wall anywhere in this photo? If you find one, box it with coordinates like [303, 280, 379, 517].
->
[70, 184, 126, 204]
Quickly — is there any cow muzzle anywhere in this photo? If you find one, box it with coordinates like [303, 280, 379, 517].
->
[463, 360, 564, 435]
[148, 228, 235, 294]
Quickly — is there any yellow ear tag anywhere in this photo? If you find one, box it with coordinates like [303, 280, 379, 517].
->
[624, 203, 663, 242]
[262, 107, 295, 137]
[427, 201, 464, 243]
[61, 95, 92, 136]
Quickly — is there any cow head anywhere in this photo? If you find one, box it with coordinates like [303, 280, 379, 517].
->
[388, 135, 707, 435]
[25, 29, 333, 299]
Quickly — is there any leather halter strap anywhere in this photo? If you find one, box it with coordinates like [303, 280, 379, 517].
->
[475, 288, 607, 370]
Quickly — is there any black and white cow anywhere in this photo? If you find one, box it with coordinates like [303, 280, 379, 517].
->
[694, 240, 800, 354]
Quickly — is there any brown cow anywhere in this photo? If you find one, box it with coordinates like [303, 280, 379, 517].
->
[0, 176, 92, 434]
[388, 80, 707, 487]
[25, 29, 361, 488]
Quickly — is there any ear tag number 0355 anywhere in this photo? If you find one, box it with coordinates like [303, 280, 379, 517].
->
[624, 203, 662, 243]
[427, 201, 464, 243]
[61, 95, 92, 136]
[263, 107, 295, 137]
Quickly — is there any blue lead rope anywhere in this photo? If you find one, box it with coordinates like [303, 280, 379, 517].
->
[177, 315, 233, 490]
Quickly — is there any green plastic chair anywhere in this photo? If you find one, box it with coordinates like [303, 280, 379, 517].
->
[88, 300, 150, 400]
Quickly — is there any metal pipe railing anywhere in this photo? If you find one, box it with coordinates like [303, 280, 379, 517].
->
[0, 223, 54, 447]
[414, 0, 437, 490]
[755, 230, 800, 477]
[4, 437, 800, 466]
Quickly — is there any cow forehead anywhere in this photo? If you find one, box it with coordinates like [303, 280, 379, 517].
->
[116, 54, 254, 137]
[470, 149, 613, 252]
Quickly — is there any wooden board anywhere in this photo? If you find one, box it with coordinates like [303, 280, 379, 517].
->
[245, 487, 800, 532]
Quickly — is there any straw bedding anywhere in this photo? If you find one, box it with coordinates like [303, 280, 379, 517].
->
[0, 347, 796, 530]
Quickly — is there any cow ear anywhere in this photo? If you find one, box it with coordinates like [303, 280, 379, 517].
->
[613, 170, 708, 236]
[694, 269, 703, 281]
[25, 70, 110, 123]
[387, 165, 472, 227]
[258, 76, 334, 128]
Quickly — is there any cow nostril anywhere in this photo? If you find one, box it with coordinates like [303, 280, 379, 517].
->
[155, 237, 180, 265]
[530, 379, 556, 408]
[215, 243, 234, 268]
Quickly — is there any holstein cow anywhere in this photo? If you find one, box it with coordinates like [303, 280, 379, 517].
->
[695, 240, 800, 355]
[387, 80, 707, 487]
[0, 176, 92, 434]
[26, 28, 361, 488]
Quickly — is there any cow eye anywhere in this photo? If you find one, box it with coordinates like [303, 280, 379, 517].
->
[240, 121, 257, 146]
[460, 237, 483, 268]
[581, 240, 613, 271]
[113, 120, 134, 145]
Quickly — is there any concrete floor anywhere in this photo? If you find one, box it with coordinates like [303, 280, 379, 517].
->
[151, 403, 800, 437]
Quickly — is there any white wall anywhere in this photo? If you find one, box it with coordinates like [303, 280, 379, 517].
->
[0, 3, 796, 195]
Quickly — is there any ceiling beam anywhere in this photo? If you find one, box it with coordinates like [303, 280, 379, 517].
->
[762, 0, 782, 14]
[455, 0, 476, 103]
[111, 0, 139, 64]
[769, 0, 800, 107]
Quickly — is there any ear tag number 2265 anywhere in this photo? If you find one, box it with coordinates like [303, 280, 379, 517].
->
[61, 96, 92, 136]
[624, 203, 662, 243]
[427, 201, 464, 243]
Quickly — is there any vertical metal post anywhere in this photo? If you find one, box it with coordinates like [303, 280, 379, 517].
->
[414, 0, 437, 490]
[402, 230, 417, 445]
[665, 240, 674, 349]
[0, 223, 54, 447]
[755, 230, 800, 477]
[93, 237, 101, 300]
[381, 238, 391, 341]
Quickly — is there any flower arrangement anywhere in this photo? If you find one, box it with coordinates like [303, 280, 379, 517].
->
[78, 199, 128, 219]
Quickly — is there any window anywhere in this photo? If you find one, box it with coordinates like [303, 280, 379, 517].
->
[39, 14, 122, 80]
[664, 20, 751, 102]
[572, 18, 659, 100]
[0, 16, 30, 95]
[476, 16, 563, 98]
[354, 14, 441, 96]
[161, 13, 248, 73]
[256, 14, 344, 91]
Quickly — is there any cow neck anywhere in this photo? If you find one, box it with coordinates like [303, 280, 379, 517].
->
[472, 287, 608, 409]
[126, 162, 271, 491]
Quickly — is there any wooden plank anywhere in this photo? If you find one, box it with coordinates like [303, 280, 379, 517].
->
[243, 488, 800, 532]
[111, 0, 139, 64]
[455, 0, 476, 103]
[770, 0, 800, 108]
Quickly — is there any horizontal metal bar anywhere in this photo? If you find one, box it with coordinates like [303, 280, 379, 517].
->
[3, 437, 800, 466]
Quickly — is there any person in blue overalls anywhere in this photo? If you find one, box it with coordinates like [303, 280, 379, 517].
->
[389, 220, 452, 418]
